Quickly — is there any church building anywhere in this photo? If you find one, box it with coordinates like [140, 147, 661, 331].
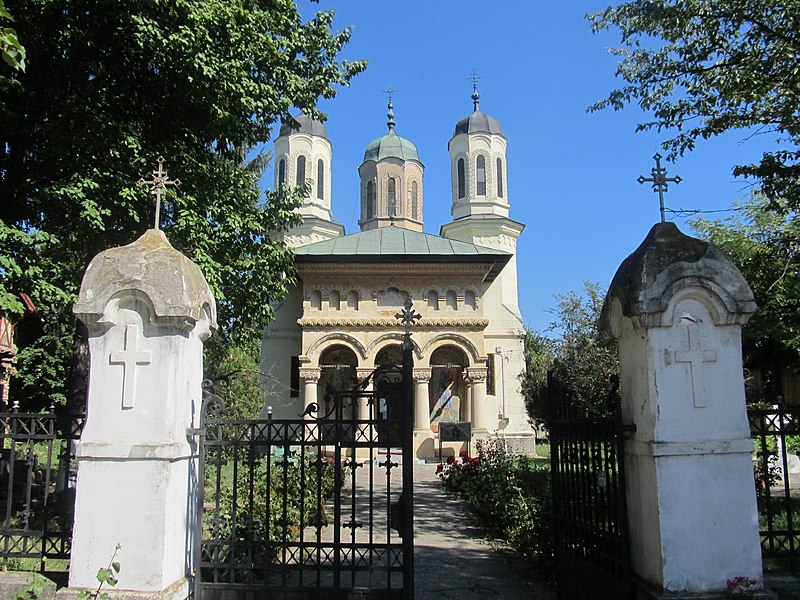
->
[261, 89, 532, 458]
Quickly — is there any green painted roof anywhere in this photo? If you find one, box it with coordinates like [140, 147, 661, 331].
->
[294, 226, 507, 258]
[363, 130, 420, 163]
[293, 226, 510, 281]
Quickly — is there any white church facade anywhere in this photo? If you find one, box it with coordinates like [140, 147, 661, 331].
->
[261, 91, 533, 458]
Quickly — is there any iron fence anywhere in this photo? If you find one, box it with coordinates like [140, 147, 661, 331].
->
[194, 363, 414, 600]
[749, 404, 800, 574]
[548, 373, 633, 600]
[0, 407, 83, 573]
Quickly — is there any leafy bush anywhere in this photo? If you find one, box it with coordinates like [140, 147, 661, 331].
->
[438, 439, 552, 562]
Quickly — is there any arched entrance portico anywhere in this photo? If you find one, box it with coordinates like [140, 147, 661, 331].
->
[429, 346, 468, 433]
[318, 344, 358, 418]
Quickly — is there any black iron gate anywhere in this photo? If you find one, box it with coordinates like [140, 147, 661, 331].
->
[548, 373, 633, 600]
[193, 347, 415, 599]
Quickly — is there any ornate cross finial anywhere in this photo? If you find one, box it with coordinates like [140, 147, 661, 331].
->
[469, 68, 481, 111]
[384, 84, 397, 105]
[138, 156, 181, 229]
[395, 297, 421, 338]
[637, 153, 682, 223]
[384, 85, 397, 130]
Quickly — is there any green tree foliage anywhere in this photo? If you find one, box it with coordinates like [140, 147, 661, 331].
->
[522, 282, 619, 428]
[0, 0, 25, 71]
[691, 197, 800, 392]
[0, 0, 365, 407]
[589, 1, 800, 207]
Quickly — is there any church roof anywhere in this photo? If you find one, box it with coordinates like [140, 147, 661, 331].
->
[294, 226, 510, 280]
[363, 130, 420, 163]
[279, 112, 329, 139]
[454, 110, 504, 137]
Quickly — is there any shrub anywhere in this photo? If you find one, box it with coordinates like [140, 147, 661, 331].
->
[438, 439, 553, 562]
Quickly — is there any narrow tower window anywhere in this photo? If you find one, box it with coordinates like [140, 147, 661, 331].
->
[476, 155, 486, 196]
[278, 159, 286, 185]
[411, 181, 419, 219]
[366, 181, 375, 219]
[387, 177, 397, 216]
[457, 159, 465, 198]
[296, 155, 306, 186]
[317, 159, 324, 199]
[497, 158, 504, 198]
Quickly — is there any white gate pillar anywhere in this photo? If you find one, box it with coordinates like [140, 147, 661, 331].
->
[70, 229, 216, 598]
[600, 222, 763, 597]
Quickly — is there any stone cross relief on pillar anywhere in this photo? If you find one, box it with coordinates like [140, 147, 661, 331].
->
[673, 318, 717, 408]
[110, 324, 152, 409]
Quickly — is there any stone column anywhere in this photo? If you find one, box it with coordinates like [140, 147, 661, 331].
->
[299, 367, 321, 418]
[600, 222, 762, 597]
[468, 367, 490, 435]
[461, 375, 472, 424]
[70, 229, 216, 598]
[412, 369, 431, 432]
[357, 367, 374, 422]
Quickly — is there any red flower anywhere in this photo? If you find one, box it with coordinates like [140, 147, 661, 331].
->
[446, 456, 455, 465]
[435, 464, 443, 474]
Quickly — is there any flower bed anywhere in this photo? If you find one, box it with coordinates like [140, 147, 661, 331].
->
[437, 439, 553, 562]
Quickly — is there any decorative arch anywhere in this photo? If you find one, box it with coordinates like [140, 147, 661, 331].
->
[661, 280, 743, 327]
[306, 333, 368, 364]
[421, 333, 482, 365]
[366, 333, 423, 360]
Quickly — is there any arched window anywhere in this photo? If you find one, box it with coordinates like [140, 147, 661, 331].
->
[296, 155, 306, 186]
[387, 177, 397, 216]
[347, 290, 359, 310]
[310, 290, 322, 310]
[317, 159, 324, 199]
[465, 290, 476, 309]
[476, 155, 486, 196]
[427, 291, 439, 311]
[496, 158, 504, 198]
[411, 181, 419, 219]
[457, 159, 466, 198]
[366, 181, 375, 219]
[329, 290, 340, 311]
[278, 159, 286, 185]
[446, 290, 458, 310]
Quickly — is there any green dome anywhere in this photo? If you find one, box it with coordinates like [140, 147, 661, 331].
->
[363, 130, 420, 163]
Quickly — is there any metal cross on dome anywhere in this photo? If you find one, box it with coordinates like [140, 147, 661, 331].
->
[637, 153, 682, 223]
[384, 84, 397, 105]
[138, 156, 181, 230]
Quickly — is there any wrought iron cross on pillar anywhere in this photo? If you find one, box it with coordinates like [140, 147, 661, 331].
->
[395, 298, 421, 350]
[138, 156, 181, 229]
[637, 153, 681, 223]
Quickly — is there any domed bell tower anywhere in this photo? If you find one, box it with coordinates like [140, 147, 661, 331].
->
[358, 96, 424, 232]
[274, 112, 343, 247]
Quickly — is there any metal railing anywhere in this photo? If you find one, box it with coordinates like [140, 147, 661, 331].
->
[0, 407, 83, 573]
[749, 404, 800, 574]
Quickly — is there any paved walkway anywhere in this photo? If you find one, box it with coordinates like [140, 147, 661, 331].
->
[413, 463, 553, 600]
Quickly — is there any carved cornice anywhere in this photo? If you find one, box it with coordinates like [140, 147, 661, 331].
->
[297, 317, 489, 329]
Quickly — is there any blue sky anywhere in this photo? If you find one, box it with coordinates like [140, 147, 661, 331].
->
[272, 1, 775, 333]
